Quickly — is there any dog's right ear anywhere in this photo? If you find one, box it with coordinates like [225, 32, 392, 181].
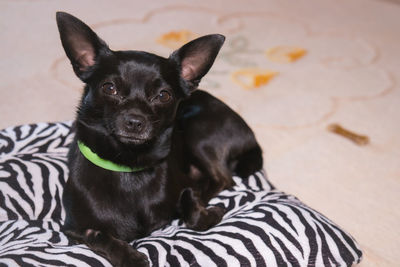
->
[56, 12, 110, 81]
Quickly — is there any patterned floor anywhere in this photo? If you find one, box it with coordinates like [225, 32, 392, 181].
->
[1, 0, 399, 266]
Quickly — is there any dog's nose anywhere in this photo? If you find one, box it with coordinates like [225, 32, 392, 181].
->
[124, 115, 145, 133]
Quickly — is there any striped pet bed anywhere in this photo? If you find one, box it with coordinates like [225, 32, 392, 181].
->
[0, 122, 362, 266]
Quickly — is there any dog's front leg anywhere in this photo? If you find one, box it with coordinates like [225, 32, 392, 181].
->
[65, 229, 149, 267]
[179, 188, 225, 231]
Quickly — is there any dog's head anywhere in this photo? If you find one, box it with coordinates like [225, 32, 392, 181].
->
[56, 12, 224, 146]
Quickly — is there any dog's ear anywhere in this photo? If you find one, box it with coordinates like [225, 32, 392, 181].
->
[56, 12, 110, 81]
[170, 34, 225, 94]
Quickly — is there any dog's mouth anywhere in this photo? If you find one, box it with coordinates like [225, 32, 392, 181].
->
[115, 134, 148, 145]
[116, 134, 147, 145]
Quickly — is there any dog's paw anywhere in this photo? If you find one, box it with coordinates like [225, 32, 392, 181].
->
[206, 206, 225, 227]
[189, 206, 225, 232]
[119, 250, 149, 267]
[110, 241, 149, 267]
[80, 230, 149, 267]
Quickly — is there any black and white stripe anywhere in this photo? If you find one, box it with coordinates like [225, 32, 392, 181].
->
[0, 122, 362, 266]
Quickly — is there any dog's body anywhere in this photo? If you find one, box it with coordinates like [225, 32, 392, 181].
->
[57, 12, 262, 267]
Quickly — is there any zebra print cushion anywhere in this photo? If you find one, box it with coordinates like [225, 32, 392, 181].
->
[0, 122, 362, 266]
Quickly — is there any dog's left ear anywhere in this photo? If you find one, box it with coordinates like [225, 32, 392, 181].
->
[170, 34, 225, 94]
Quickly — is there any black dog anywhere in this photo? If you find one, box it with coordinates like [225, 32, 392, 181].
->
[57, 12, 262, 267]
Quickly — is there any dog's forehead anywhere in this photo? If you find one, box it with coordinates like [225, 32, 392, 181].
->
[115, 51, 167, 79]
[118, 61, 159, 81]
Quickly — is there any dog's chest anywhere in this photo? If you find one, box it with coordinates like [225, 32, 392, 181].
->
[78, 168, 176, 239]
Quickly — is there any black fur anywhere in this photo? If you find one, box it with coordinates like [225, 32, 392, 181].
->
[57, 11, 263, 267]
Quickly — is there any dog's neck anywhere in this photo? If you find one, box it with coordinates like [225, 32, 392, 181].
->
[75, 120, 173, 169]
[77, 140, 145, 172]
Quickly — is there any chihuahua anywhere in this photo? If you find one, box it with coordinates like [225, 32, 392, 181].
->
[57, 12, 262, 267]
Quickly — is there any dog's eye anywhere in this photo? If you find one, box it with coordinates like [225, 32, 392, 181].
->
[102, 82, 117, 95]
[158, 90, 171, 103]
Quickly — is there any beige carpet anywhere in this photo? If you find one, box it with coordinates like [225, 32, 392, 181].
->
[1, 0, 399, 265]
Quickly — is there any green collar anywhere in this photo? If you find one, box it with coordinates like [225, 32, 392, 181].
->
[77, 141, 144, 173]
